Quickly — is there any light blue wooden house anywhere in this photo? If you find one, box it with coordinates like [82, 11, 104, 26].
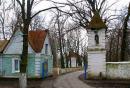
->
[0, 29, 53, 78]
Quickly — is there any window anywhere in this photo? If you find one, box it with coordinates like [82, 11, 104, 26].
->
[45, 44, 48, 55]
[12, 58, 20, 73]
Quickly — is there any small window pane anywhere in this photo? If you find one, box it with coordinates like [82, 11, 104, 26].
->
[45, 44, 48, 55]
[14, 60, 19, 71]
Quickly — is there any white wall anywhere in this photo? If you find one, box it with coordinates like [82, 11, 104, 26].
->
[88, 29, 105, 49]
[87, 29, 106, 79]
[41, 34, 52, 55]
[106, 62, 130, 79]
[71, 57, 76, 67]
[4, 30, 43, 54]
[87, 51, 106, 78]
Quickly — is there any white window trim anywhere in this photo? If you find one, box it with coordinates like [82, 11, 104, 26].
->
[45, 44, 48, 55]
[12, 58, 20, 73]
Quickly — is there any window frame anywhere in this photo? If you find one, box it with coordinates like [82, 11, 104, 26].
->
[45, 44, 48, 55]
[12, 58, 20, 73]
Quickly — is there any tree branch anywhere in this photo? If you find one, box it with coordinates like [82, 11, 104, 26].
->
[31, 6, 71, 19]
[15, 0, 22, 8]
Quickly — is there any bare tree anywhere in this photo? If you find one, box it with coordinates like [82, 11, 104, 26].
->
[49, 11, 69, 68]
[49, 0, 115, 29]
[120, 3, 130, 61]
[12, 0, 62, 88]
[106, 3, 130, 62]
[30, 14, 46, 30]
[0, 0, 13, 39]
[48, 9, 87, 68]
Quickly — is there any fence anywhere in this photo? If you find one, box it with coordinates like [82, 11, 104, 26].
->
[106, 62, 130, 79]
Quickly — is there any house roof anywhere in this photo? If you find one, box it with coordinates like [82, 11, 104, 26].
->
[28, 29, 48, 53]
[0, 40, 8, 53]
[88, 13, 106, 29]
[0, 29, 48, 53]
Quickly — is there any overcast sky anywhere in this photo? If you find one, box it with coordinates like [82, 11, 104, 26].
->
[34, 0, 130, 12]
[32, 0, 130, 28]
[33, 0, 130, 19]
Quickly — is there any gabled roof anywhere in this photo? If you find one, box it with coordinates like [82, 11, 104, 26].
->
[0, 40, 8, 53]
[28, 29, 48, 53]
[0, 29, 48, 53]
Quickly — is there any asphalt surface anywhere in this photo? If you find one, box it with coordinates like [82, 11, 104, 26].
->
[0, 71, 130, 88]
[53, 71, 94, 88]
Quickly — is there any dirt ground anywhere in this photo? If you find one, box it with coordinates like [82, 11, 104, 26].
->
[79, 74, 130, 88]
[1, 72, 130, 88]
[0, 77, 55, 88]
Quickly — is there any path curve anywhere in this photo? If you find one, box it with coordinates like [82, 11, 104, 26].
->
[53, 71, 94, 88]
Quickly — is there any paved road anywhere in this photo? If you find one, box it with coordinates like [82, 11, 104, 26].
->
[53, 71, 94, 88]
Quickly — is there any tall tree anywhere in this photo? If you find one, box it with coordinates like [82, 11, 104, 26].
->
[0, 0, 13, 39]
[120, 3, 130, 61]
[49, 0, 113, 29]
[13, 0, 59, 88]
[49, 11, 69, 68]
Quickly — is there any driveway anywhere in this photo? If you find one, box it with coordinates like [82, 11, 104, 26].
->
[53, 71, 94, 88]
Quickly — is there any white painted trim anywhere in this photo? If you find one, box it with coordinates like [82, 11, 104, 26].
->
[45, 44, 48, 55]
[12, 58, 20, 73]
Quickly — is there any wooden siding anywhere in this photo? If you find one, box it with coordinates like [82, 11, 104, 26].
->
[27, 54, 35, 77]
[2, 55, 20, 77]
[0, 56, 2, 75]
[1, 54, 53, 78]
[35, 54, 41, 76]
[1, 30, 53, 78]
[4, 30, 35, 54]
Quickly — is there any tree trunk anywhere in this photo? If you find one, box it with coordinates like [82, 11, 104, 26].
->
[116, 32, 120, 61]
[2, 24, 6, 39]
[120, 4, 130, 61]
[77, 58, 82, 67]
[19, 22, 29, 88]
[65, 53, 69, 68]
[120, 29, 127, 61]
[59, 35, 65, 68]
[60, 51, 65, 68]
[50, 37, 57, 67]
[108, 37, 113, 62]
[70, 58, 71, 68]
[58, 29, 64, 68]
[19, 73, 27, 88]
[83, 52, 88, 66]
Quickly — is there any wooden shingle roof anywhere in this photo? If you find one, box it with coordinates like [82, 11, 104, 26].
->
[0, 29, 48, 53]
[89, 13, 107, 29]
[28, 30, 48, 53]
[0, 40, 8, 53]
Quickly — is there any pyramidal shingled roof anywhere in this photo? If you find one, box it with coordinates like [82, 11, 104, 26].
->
[89, 13, 107, 29]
